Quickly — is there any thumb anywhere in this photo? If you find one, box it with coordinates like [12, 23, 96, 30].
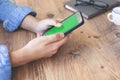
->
[45, 33, 65, 44]
[45, 19, 62, 27]
[36, 19, 62, 33]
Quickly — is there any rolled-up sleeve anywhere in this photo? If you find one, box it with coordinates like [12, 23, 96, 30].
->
[0, 45, 11, 80]
[0, 0, 37, 32]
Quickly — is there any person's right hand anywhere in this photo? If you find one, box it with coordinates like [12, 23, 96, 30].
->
[10, 33, 68, 67]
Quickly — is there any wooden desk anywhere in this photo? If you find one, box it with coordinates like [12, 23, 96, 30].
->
[0, 0, 120, 80]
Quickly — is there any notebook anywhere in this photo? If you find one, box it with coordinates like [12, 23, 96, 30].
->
[65, 0, 120, 19]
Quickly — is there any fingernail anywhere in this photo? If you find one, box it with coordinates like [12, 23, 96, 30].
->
[59, 33, 64, 38]
[56, 23, 62, 27]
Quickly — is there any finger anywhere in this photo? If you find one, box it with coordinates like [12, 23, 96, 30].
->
[37, 19, 62, 31]
[56, 18, 63, 22]
[46, 19, 62, 27]
[42, 33, 65, 44]
[50, 36, 68, 49]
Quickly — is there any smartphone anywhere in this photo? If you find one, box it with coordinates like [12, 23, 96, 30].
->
[44, 12, 84, 35]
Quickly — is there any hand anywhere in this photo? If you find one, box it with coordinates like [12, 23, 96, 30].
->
[35, 19, 62, 35]
[21, 15, 62, 35]
[10, 33, 68, 67]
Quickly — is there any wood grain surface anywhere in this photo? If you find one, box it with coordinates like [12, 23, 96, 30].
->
[1, 0, 120, 80]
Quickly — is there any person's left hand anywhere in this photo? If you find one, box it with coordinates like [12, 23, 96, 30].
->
[21, 15, 62, 35]
[35, 19, 62, 35]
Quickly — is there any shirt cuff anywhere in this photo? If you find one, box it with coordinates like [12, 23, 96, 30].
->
[3, 6, 37, 32]
[0, 45, 11, 80]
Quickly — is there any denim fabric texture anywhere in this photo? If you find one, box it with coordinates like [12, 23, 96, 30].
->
[0, 0, 36, 32]
[0, 45, 11, 80]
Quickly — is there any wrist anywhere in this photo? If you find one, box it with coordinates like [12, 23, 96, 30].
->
[21, 15, 39, 33]
[10, 48, 30, 67]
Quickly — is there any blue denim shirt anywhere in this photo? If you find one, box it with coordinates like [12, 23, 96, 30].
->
[0, 0, 36, 80]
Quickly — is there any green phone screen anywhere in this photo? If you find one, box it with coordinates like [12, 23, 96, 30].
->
[44, 13, 81, 35]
